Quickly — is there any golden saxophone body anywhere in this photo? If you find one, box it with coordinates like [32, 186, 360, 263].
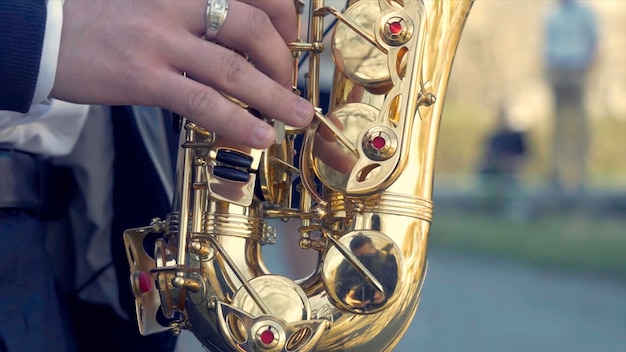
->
[124, 1, 474, 351]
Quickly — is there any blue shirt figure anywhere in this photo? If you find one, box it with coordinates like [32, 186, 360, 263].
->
[542, 0, 598, 195]
[544, 0, 598, 71]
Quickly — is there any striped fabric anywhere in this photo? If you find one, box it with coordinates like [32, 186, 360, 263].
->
[0, 0, 47, 112]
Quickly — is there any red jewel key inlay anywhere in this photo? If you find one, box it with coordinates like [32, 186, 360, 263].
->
[260, 330, 275, 345]
[371, 136, 386, 150]
[138, 271, 152, 293]
[389, 21, 402, 35]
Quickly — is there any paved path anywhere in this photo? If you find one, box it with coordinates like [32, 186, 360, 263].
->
[176, 248, 626, 352]
[395, 249, 626, 352]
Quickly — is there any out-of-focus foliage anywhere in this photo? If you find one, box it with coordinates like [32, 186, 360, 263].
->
[430, 209, 626, 278]
[436, 103, 626, 187]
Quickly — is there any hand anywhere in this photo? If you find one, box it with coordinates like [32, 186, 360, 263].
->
[53, 0, 314, 148]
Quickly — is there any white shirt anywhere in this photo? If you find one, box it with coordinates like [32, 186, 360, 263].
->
[0, 100, 89, 156]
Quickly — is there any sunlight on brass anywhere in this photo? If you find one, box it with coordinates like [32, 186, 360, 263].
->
[124, 0, 475, 351]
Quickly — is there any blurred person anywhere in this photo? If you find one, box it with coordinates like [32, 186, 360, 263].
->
[477, 106, 529, 220]
[1, 0, 314, 350]
[542, 0, 598, 196]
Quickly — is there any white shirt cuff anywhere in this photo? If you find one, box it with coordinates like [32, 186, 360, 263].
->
[32, 0, 64, 105]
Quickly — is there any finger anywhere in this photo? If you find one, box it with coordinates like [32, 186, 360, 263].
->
[236, 0, 298, 43]
[176, 37, 313, 128]
[155, 71, 277, 149]
[215, 1, 293, 88]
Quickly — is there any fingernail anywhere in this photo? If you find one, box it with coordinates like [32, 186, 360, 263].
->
[253, 124, 273, 146]
[296, 100, 314, 120]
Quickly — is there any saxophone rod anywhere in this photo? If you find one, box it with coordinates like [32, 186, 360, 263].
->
[315, 5, 387, 54]
[323, 229, 384, 294]
[314, 109, 359, 157]
[204, 235, 272, 315]
[175, 125, 195, 274]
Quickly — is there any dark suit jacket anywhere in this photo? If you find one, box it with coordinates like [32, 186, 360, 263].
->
[110, 106, 178, 319]
[47, 105, 179, 352]
[0, 0, 46, 112]
[109, 106, 179, 351]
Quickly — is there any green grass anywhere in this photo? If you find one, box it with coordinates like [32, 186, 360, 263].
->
[428, 103, 626, 276]
[429, 209, 626, 278]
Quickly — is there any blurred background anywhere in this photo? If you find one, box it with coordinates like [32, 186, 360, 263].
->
[437, 0, 626, 189]
[177, 1, 626, 351]
[407, 1, 626, 351]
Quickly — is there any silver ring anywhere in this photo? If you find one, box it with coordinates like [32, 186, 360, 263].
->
[206, 0, 229, 39]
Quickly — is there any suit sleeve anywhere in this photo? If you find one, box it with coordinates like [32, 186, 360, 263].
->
[0, 0, 47, 113]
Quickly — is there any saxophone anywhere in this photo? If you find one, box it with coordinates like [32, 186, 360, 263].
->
[124, 1, 474, 351]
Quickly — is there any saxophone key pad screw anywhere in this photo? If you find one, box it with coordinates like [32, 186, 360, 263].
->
[381, 15, 413, 46]
[362, 126, 398, 161]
